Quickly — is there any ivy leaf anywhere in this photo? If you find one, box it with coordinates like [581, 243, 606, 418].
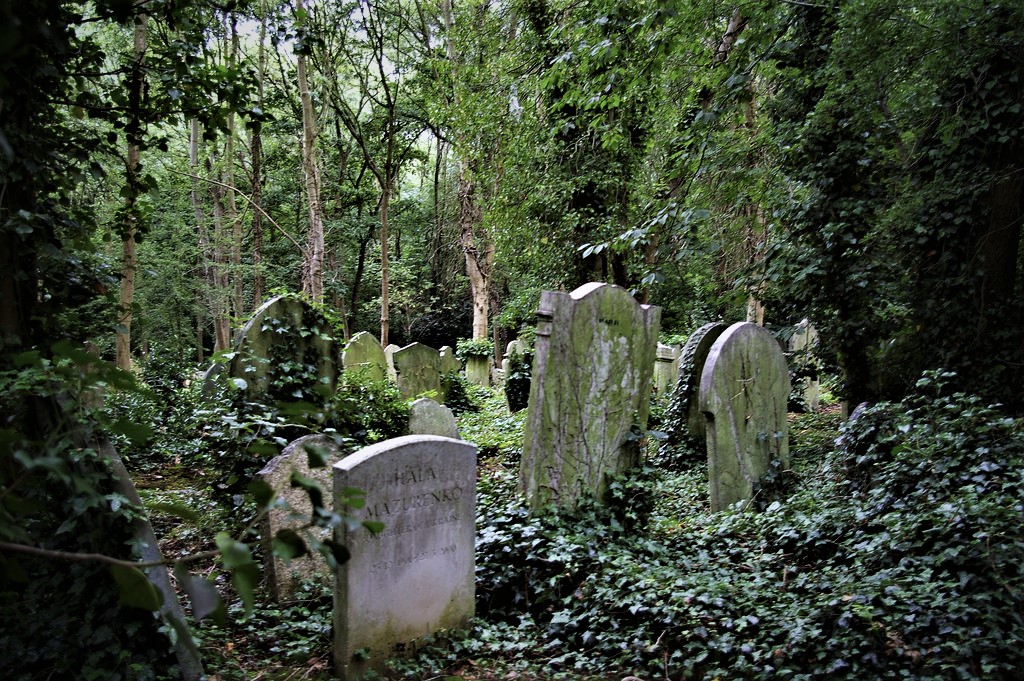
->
[290, 470, 324, 510]
[109, 418, 154, 445]
[110, 565, 163, 611]
[304, 443, 330, 468]
[273, 528, 308, 560]
[173, 562, 223, 623]
[215, 532, 258, 613]
[247, 479, 276, 509]
[320, 539, 351, 567]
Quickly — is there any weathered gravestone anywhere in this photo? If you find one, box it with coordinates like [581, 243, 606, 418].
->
[392, 342, 443, 400]
[407, 397, 459, 439]
[384, 344, 400, 383]
[699, 322, 790, 511]
[662, 322, 728, 452]
[520, 283, 660, 511]
[464, 354, 491, 387]
[341, 331, 387, 382]
[258, 435, 346, 602]
[652, 343, 680, 401]
[787, 318, 820, 413]
[223, 296, 337, 401]
[438, 346, 461, 375]
[503, 340, 531, 413]
[333, 435, 477, 681]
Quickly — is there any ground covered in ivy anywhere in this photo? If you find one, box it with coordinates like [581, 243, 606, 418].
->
[137, 373, 1024, 681]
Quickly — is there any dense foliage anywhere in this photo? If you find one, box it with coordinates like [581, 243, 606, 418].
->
[2, 0, 1024, 678]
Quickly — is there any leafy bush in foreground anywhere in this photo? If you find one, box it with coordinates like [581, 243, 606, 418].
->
[408, 371, 1024, 680]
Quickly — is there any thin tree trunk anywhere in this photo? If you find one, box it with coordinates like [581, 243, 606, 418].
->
[226, 13, 243, 319]
[380, 182, 391, 346]
[296, 0, 325, 302]
[116, 5, 147, 371]
[189, 119, 209, 363]
[207, 151, 232, 353]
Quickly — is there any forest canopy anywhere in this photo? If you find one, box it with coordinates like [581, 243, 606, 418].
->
[1, 0, 1021, 407]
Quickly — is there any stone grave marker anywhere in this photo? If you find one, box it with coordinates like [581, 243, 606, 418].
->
[384, 344, 400, 383]
[520, 282, 660, 511]
[341, 331, 387, 382]
[438, 346, 461, 375]
[699, 322, 790, 511]
[258, 434, 346, 602]
[652, 343, 679, 401]
[407, 397, 459, 439]
[787, 318, 820, 413]
[503, 340, 531, 413]
[333, 435, 477, 681]
[392, 342, 443, 400]
[662, 322, 728, 451]
[224, 295, 337, 401]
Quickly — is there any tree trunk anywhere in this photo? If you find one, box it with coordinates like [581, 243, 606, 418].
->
[226, 13, 244, 319]
[296, 0, 325, 303]
[380, 186, 391, 346]
[116, 5, 148, 371]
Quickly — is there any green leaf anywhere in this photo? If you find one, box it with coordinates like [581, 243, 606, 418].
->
[320, 539, 351, 567]
[146, 501, 200, 524]
[109, 418, 154, 445]
[173, 562, 223, 623]
[110, 565, 162, 611]
[304, 443, 330, 468]
[290, 470, 324, 510]
[272, 528, 308, 560]
[247, 479, 276, 509]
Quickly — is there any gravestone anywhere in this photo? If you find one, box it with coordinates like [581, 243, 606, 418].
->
[464, 355, 491, 387]
[520, 283, 660, 511]
[787, 318, 820, 413]
[662, 322, 728, 450]
[407, 397, 459, 439]
[438, 346, 461, 375]
[652, 343, 679, 401]
[503, 340, 531, 413]
[258, 434, 346, 602]
[333, 435, 477, 681]
[383, 344, 400, 383]
[699, 322, 790, 511]
[342, 331, 387, 382]
[392, 343, 443, 400]
[222, 296, 337, 401]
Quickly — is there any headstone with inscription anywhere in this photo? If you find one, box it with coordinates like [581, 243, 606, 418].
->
[392, 342, 443, 400]
[258, 435, 346, 602]
[520, 283, 660, 511]
[407, 397, 459, 439]
[699, 322, 790, 511]
[341, 331, 387, 382]
[221, 296, 337, 401]
[332, 435, 477, 681]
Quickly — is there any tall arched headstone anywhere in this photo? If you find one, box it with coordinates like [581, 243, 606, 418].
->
[520, 283, 660, 512]
[699, 322, 790, 511]
[333, 435, 476, 681]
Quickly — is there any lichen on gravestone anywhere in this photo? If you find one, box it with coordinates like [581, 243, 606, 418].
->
[519, 282, 660, 512]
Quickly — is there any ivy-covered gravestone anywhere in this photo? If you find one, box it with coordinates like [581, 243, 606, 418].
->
[520, 283, 660, 512]
[699, 322, 790, 511]
[787, 318, 821, 413]
[226, 295, 337, 402]
[341, 331, 387, 382]
[652, 343, 679, 402]
[661, 322, 728, 457]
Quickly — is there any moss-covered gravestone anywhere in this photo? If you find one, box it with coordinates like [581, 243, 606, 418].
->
[652, 343, 679, 401]
[341, 331, 387, 382]
[407, 397, 459, 439]
[699, 322, 790, 511]
[392, 342, 443, 400]
[333, 435, 476, 681]
[227, 296, 337, 402]
[520, 283, 660, 512]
